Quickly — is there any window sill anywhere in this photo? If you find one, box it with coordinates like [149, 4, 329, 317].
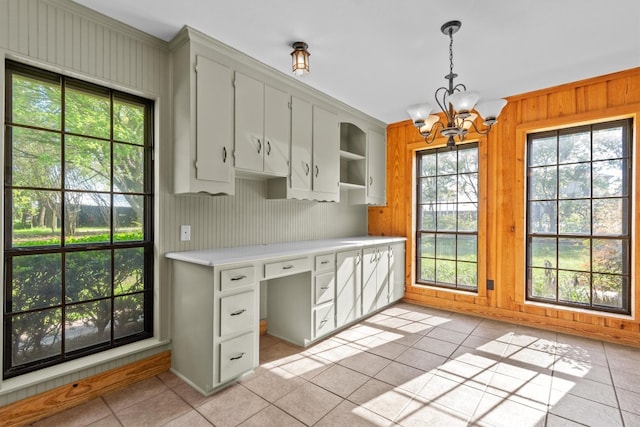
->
[411, 282, 479, 296]
[0, 338, 170, 397]
[522, 300, 634, 321]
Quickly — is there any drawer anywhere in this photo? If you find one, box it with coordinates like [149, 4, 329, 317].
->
[220, 266, 255, 291]
[314, 271, 335, 305]
[220, 290, 255, 337]
[264, 257, 309, 279]
[314, 253, 334, 272]
[314, 303, 335, 338]
[219, 332, 255, 383]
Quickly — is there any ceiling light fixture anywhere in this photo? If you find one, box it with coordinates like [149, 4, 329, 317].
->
[407, 20, 507, 148]
[291, 41, 310, 77]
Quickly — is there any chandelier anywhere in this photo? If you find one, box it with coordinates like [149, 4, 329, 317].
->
[407, 20, 507, 148]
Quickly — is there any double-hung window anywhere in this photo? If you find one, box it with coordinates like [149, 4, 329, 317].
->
[3, 61, 154, 378]
[416, 143, 479, 292]
[526, 119, 632, 314]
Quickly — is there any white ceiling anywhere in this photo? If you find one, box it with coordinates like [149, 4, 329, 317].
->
[73, 0, 640, 124]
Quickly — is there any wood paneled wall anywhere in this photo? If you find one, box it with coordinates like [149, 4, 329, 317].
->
[370, 67, 640, 346]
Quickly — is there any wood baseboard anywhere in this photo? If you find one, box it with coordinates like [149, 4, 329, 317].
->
[0, 351, 171, 427]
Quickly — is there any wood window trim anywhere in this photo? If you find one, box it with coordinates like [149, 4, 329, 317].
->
[514, 107, 639, 319]
[407, 132, 490, 300]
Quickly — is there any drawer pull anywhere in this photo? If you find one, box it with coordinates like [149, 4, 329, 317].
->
[320, 286, 330, 290]
[230, 352, 246, 361]
[282, 264, 294, 270]
[230, 309, 246, 316]
[320, 260, 330, 265]
[320, 320, 328, 325]
[230, 275, 247, 281]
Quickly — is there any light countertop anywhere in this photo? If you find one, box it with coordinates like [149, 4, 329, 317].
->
[165, 236, 406, 266]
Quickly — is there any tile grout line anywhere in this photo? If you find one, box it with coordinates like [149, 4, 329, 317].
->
[602, 344, 627, 427]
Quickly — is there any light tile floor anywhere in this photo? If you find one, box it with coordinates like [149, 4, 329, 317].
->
[31, 302, 640, 426]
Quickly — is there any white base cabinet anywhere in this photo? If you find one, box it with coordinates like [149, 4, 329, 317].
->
[171, 261, 258, 395]
[336, 249, 362, 328]
[389, 242, 406, 303]
[167, 237, 405, 394]
[362, 245, 390, 315]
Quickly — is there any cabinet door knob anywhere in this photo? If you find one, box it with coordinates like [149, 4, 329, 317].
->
[223, 147, 227, 163]
[230, 352, 246, 361]
[369, 176, 373, 186]
[315, 165, 319, 178]
[257, 138, 262, 154]
[304, 162, 310, 176]
[230, 309, 247, 316]
[266, 140, 271, 155]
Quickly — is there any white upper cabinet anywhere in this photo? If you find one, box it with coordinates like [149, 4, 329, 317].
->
[170, 26, 384, 200]
[366, 129, 387, 205]
[312, 105, 340, 200]
[338, 122, 387, 205]
[268, 100, 339, 202]
[171, 30, 235, 195]
[234, 72, 290, 177]
[263, 85, 291, 175]
[290, 97, 313, 192]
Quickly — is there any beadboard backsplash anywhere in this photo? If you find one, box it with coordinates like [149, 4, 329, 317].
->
[165, 178, 367, 252]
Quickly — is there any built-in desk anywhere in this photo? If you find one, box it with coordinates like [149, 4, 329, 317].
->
[166, 236, 406, 395]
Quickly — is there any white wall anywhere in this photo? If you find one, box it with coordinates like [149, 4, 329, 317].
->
[0, 0, 367, 406]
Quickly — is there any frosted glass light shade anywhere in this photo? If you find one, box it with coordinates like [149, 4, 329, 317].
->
[406, 103, 434, 126]
[455, 113, 477, 130]
[419, 115, 441, 135]
[448, 90, 480, 114]
[475, 99, 507, 124]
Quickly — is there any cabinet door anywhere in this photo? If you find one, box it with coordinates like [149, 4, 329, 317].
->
[367, 129, 387, 203]
[376, 246, 390, 310]
[362, 247, 378, 315]
[195, 55, 233, 183]
[290, 97, 312, 191]
[312, 106, 339, 194]
[389, 242, 406, 302]
[336, 249, 362, 327]
[234, 72, 264, 172]
[263, 85, 290, 176]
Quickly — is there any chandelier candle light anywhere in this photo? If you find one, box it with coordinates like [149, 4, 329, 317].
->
[407, 20, 507, 147]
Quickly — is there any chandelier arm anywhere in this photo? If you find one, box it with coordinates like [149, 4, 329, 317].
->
[452, 83, 467, 93]
[434, 86, 449, 115]
[421, 121, 445, 144]
[467, 120, 493, 135]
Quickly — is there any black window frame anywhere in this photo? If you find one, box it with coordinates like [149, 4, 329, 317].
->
[415, 143, 479, 292]
[3, 60, 154, 378]
[525, 119, 632, 314]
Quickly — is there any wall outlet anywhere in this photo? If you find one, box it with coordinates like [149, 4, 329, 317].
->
[180, 225, 191, 241]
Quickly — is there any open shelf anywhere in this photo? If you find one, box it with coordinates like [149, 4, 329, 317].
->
[340, 150, 365, 161]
